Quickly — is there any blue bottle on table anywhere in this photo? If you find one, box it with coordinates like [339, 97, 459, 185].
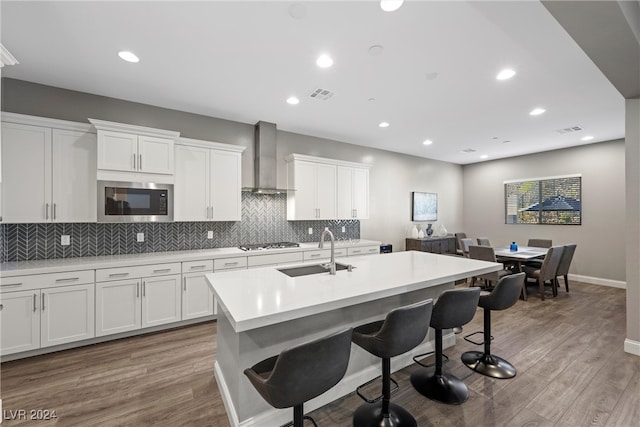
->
[509, 241, 518, 252]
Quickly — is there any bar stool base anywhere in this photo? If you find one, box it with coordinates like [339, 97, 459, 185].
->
[353, 402, 417, 427]
[410, 371, 469, 405]
[461, 351, 516, 379]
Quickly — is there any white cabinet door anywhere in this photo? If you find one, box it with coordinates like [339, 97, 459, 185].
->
[52, 129, 97, 222]
[182, 272, 215, 320]
[315, 163, 337, 219]
[211, 149, 242, 221]
[175, 145, 210, 221]
[97, 130, 137, 172]
[138, 135, 174, 175]
[336, 166, 353, 219]
[1, 122, 51, 223]
[141, 274, 181, 328]
[0, 290, 41, 355]
[95, 279, 141, 337]
[352, 167, 369, 219]
[290, 161, 317, 220]
[40, 283, 95, 348]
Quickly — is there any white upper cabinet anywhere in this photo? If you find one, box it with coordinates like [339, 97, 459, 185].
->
[90, 119, 179, 183]
[174, 138, 245, 222]
[337, 166, 370, 219]
[1, 115, 97, 223]
[286, 154, 369, 221]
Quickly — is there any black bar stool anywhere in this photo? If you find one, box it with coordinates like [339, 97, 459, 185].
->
[461, 273, 525, 379]
[244, 328, 353, 427]
[351, 299, 433, 427]
[410, 287, 480, 405]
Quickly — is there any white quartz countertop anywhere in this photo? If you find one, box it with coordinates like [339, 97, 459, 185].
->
[206, 251, 501, 332]
[0, 239, 382, 277]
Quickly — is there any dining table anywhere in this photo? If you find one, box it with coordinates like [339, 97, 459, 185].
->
[493, 245, 548, 272]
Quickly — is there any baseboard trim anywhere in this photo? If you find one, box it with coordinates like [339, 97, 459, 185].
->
[624, 338, 640, 356]
[567, 274, 626, 289]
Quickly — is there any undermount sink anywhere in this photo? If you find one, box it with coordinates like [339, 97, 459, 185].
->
[278, 262, 352, 278]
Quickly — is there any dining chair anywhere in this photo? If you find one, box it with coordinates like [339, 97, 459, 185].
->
[455, 232, 467, 256]
[555, 244, 577, 292]
[523, 245, 564, 300]
[468, 245, 512, 290]
[476, 237, 491, 246]
[460, 238, 474, 258]
[527, 238, 552, 248]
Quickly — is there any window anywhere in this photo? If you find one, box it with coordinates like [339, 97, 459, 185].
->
[505, 175, 581, 225]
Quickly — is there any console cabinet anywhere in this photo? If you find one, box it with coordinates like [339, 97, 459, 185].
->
[406, 237, 456, 255]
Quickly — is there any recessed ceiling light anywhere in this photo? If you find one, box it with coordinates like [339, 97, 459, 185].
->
[480, 154, 489, 159]
[378, 122, 390, 128]
[118, 51, 139, 63]
[581, 135, 594, 141]
[368, 45, 384, 56]
[529, 108, 546, 116]
[286, 96, 299, 105]
[316, 54, 333, 68]
[380, 1, 404, 12]
[496, 69, 516, 80]
[423, 139, 433, 146]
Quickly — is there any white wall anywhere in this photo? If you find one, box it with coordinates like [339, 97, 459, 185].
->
[277, 131, 464, 251]
[462, 139, 625, 282]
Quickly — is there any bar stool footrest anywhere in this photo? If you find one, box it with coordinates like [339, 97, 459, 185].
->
[355, 375, 399, 404]
[282, 415, 318, 427]
[412, 351, 449, 368]
[463, 330, 494, 346]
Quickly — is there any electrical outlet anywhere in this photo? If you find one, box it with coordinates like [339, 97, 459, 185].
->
[136, 232, 144, 243]
[325, 227, 329, 231]
[60, 235, 70, 246]
[207, 231, 214, 239]
[342, 226, 346, 233]
[308, 227, 313, 235]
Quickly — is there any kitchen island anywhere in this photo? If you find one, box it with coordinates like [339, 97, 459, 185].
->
[206, 250, 501, 427]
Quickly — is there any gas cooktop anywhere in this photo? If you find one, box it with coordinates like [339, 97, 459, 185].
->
[238, 242, 300, 251]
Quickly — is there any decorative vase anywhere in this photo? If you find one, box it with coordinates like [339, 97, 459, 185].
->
[418, 228, 425, 238]
[426, 223, 433, 237]
[410, 225, 419, 238]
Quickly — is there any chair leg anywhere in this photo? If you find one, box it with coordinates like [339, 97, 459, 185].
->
[538, 278, 545, 301]
[292, 404, 304, 427]
[564, 274, 569, 292]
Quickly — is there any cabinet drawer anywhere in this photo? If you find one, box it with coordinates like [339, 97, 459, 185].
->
[96, 263, 181, 282]
[303, 248, 347, 262]
[214, 257, 248, 271]
[347, 246, 380, 256]
[0, 270, 94, 293]
[247, 252, 303, 267]
[182, 260, 214, 273]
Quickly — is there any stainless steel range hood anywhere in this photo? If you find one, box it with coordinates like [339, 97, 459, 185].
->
[242, 121, 287, 194]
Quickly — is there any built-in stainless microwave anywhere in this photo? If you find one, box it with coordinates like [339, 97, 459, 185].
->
[97, 181, 173, 222]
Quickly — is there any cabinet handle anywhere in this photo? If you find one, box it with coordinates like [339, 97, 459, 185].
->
[310, 254, 320, 257]
[143, 281, 146, 297]
[190, 265, 207, 270]
[53, 203, 57, 220]
[183, 277, 187, 291]
[0, 282, 23, 288]
[55, 277, 79, 283]
[133, 153, 136, 169]
[33, 294, 37, 312]
[45, 203, 49, 220]
[0, 303, 4, 311]
[153, 268, 171, 273]
[139, 154, 142, 170]
[224, 262, 239, 266]
[352, 250, 362, 254]
[109, 272, 128, 278]
[137, 282, 140, 298]
[41, 293, 45, 311]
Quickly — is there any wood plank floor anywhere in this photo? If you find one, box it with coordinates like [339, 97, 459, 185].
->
[1, 281, 638, 426]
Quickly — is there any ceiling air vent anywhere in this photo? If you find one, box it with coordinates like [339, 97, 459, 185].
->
[309, 88, 335, 101]
[555, 126, 583, 134]
[461, 148, 477, 153]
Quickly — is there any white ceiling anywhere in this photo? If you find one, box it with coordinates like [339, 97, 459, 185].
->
[0, 1, 625, 164]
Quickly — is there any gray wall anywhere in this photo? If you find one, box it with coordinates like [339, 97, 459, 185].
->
[1, 78, 464, 253]
[463, 140, 625, 282]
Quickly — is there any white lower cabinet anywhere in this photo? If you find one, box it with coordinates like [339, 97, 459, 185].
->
[96, 273, 181, 337]
[182, 260, 215, 320]
[0, 283, 95, 356]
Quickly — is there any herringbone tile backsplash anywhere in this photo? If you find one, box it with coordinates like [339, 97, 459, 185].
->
[0, 193, 360, 262]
